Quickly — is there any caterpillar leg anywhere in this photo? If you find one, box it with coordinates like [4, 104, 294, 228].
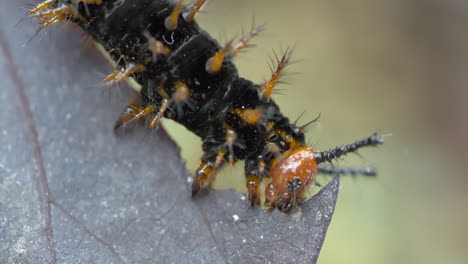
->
[104, 64, 147, 86]
[246, 174, 260, 207]
[114, 100, 156, 131]
[192, 125, 244, 196]
[191, 161, 216, 197]
[244, 156, 267, 207]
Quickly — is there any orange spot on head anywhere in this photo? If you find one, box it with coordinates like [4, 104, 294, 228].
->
[265, 146, 318, 211]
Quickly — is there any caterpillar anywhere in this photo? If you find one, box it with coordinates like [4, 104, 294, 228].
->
[28, 0, 383, 212]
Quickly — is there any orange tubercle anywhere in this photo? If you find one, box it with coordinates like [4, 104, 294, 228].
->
[165, 0, 183, 31]
[205, 41, 232, 74]
[231, 108, 265, 125]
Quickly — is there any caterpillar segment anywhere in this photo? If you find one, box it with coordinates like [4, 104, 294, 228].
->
[29, 0, 383, 212]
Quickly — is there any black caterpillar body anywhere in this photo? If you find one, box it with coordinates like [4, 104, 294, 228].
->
[29, 0, 383, 212]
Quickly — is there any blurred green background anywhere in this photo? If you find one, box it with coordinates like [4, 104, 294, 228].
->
[162, 0, 468, 263]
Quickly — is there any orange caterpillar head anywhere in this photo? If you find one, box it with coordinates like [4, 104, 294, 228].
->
[265, 146, 317, 212]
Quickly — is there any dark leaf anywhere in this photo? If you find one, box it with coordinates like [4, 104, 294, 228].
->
[0, 1, 339, 263]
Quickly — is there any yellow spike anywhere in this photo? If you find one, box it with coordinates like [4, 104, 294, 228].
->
[183, 0, 207, 22]
[104, 64, 147, 86]
[231, 108, 265, 125]
[205, 40, 232, 74]
[258, 49, 293, 99]
[231, 23, 265, 58]
[165, 0, 183, 31]
[28, 0, 54, 15]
